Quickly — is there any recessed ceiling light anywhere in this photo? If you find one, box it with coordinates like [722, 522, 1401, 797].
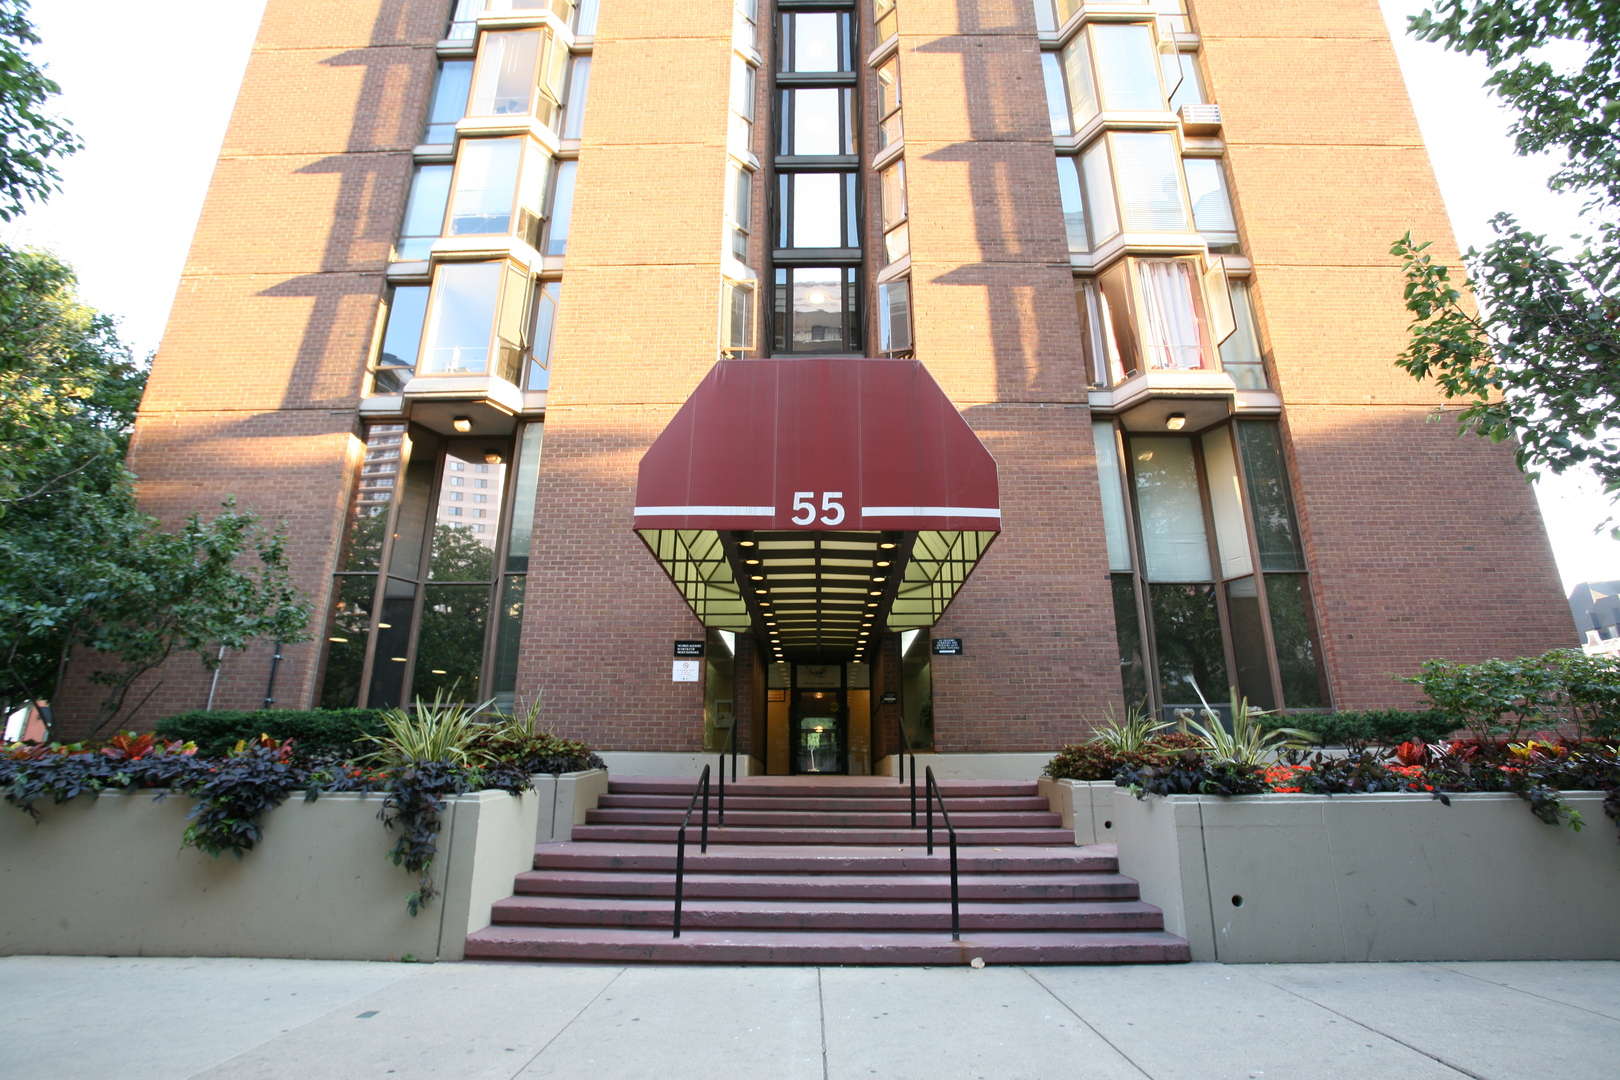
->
[452, 416, 472, 433]
[880, 541, 896, 549]
[751, 574, 764, 580]
[755, 588, 768, 594]
[876, 560, 890, 567]
[868, 590, 882, 596]
[739, 539, 755, 546]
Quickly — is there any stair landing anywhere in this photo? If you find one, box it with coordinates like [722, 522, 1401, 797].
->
[464, 775, 1189, 965]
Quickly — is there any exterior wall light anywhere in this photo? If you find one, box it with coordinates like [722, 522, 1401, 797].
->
[1166, 413, 1187, 430]
[452, 416, 473, 432]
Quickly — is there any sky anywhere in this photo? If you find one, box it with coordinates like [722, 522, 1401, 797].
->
[6, 0, 1618, 594]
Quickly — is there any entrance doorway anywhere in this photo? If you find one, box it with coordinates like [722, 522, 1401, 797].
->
[793, 687, 846, 774]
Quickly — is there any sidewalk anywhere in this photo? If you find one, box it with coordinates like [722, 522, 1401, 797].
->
[3, 956, 1616, 1079]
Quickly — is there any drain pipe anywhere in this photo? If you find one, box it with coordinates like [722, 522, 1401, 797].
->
[262, 641, 283, 709]
[205, 646, 227, 711]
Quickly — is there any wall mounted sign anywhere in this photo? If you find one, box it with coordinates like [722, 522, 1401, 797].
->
[931, 637, 964, 656]
[796, 664, 841, 688]
[880, 691, 898, 705]
[672, 660, 701, 682]
[673, 640, 705, 657]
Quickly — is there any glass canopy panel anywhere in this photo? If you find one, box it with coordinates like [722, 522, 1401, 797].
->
[636, 529, 751, 630]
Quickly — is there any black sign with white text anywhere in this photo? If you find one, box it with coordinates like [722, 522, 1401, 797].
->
[673, 640, 705, 658]
[931, 638, 963, 656]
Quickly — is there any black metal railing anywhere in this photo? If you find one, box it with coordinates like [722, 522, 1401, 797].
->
[895, 720, 917, 826]
[671, 763, 711, 939]
[923, 766, 961, 942]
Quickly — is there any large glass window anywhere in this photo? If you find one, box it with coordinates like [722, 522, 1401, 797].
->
[774, 267, 858, 353]
[574, 0, 599, 34]
[1183, 157, 1236, 236]
[877, 57, 902, 148]
[419, 261, 531, 383]
[1041, 53, 1072, 138]
[771, 5, 860, 352]
[877, 278, 911, 353]
[874, 0, 897, 43]
[780, 87, 855, 156]
[469, 30, 567, 129]
[880, 160, 907, 262]
[1092, 24, 1166, 112]
[371, 286, 430, 393]
[397, 165, 453, 260]
[1166, 51, 1205, 111]
[318, 422, 542, 712]
[560, 55, 592, 140]
[1112, 132, 1192, 232]
[1136, 259, 1208, 371]
[1220, 280, 1267, 389]
[424, 61, 473, 144]
[446, 137, 550, 248]
[780, 11, 852, 72]
[544, 159, 577, 256]
[1110, 420, 1327, 714]
[728, 163, 752, 261]
[1055, 156, 1087, 253]
[526, 280, 561, 390]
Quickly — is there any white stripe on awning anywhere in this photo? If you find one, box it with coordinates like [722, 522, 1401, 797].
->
[635, 505, 776, 516]
[860, 506, 1002, 519]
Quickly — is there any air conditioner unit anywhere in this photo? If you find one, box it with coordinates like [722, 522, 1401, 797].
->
[1179, 103, 1222, 134]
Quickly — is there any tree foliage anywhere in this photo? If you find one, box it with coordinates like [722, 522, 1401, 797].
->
[0, 0, 79, 221]
[1394, 0, 1620, 518]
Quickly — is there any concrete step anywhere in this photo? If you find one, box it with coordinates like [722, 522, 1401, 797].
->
[583, 808, 1064, 829]
[490, 895, 1167, 932]
[606, 777, 1041, 799]
[512, 869, 1142, 902]
[531, 842, 1114, 874]
[568, 824, 1077, 846]
[463, 926, 1192, 965]
[597, 793, 1054, 813]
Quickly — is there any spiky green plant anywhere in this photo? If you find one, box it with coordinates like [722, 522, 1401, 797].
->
[1088, 697, 1166, 755]
[358, 690, 495, 767]
[1181, 681, 1314, 766]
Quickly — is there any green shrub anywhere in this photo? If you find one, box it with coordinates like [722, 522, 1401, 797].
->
[1409, 649, 1620, 741]
[154, 708, 390, 758]
[1044, 733, 1202, 781]
[1288, 709, 1459, 749]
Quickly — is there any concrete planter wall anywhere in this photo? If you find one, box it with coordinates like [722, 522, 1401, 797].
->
[1037, 778, 1122, 845]
[0, 768, 606, 962]
[540, 769, 611, 839]
[1113, 787, 1620, 963]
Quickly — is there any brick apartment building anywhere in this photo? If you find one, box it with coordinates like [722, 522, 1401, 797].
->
[70, 0, 1575, 772]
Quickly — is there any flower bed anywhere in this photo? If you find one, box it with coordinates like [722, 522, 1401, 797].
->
[0, 706, 609, 959]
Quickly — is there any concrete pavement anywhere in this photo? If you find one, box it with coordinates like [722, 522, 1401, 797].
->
[2, 956, 1616, 1079]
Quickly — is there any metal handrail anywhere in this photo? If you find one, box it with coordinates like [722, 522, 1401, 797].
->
[894, 718, 917, 827]
[923, 766, 961, 942]
[671, 763, 711, 939]
[717, 718, 737, 825]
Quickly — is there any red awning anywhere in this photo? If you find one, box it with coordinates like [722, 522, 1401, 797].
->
[634, 358, 1000, 532]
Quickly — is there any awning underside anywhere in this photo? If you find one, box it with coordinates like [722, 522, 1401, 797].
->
[639, 529, 751, 632]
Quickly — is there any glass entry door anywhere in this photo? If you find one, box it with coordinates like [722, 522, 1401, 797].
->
[792, 689, 846, 774]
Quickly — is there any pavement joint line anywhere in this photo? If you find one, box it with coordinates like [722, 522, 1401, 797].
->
[1019, 967, 1155, 1080]
[1242, 968, 1486, 1080]
[506, 965, 625, 1079]
[1429, 962, 1620, 1023]
[816, 967, 830, 1080]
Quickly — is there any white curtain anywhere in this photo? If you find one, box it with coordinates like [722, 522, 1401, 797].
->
[1136, 260, 1206, 370]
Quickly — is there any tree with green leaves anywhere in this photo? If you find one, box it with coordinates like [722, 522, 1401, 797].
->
[0, 3, 313, 736]
[0, 0, 78, 221]
[1392, 0, 1620, 526]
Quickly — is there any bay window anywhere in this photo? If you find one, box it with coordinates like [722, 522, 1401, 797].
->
[560, 55, 592, 140]
[1052, 23, 1168, 130]
[445, 136, 550, 248]
[419, 260, 532, 384]
[774, 267, 858, 353]
[874, 0, 897, 43]
[318, 420, 547, 711]
[1092, 256, 1215, 376]
[468, 29, 568, 130]
[1092, 417, 1327, 714]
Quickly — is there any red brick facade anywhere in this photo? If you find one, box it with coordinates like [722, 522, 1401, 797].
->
[55, 0, 1574, 754]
